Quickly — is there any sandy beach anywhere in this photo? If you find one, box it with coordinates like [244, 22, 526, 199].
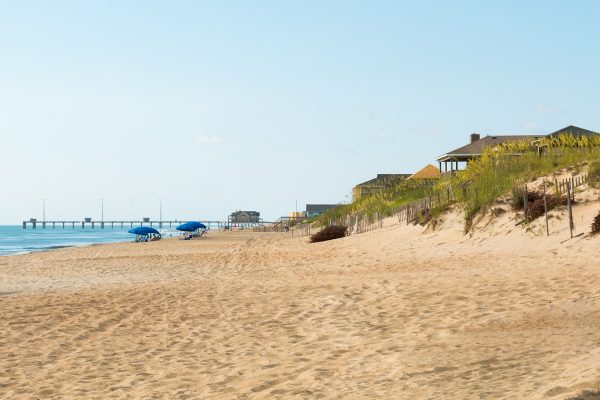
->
[2, 195, 600, 399]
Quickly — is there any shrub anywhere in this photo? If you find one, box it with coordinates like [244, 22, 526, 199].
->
[525, 193, 568, 220]
[568, 389, 600, 399]
[415, 209, 432, 226]
[589, 161, 600, 188]
[591, 211, 600, 235]
[309, 225, 348, 243]
[512, 189, 543, 211]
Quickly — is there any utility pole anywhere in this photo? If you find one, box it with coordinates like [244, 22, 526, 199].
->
[158, 199, 163, 228]
[100, 199, 104, 228]
[41, 198, 46, 222]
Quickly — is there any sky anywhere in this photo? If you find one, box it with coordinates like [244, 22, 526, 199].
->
[2, 1, 600, 223]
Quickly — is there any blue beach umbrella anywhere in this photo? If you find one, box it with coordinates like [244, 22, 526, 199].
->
[176, 221, 207, 232]
[128, 226, 160, 236]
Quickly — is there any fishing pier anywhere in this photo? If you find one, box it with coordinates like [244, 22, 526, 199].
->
[22, 218, 270, 230]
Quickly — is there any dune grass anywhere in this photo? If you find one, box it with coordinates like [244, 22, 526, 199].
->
[434, 135, 600, 227]
[313, 179, 434, 225]
[315, 133, 600, 229]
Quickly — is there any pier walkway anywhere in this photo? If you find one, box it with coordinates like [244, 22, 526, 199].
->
[22, 220, 270, 229]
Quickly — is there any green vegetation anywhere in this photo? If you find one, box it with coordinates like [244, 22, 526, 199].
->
[315, 133, 600, 230]
[435, 134, 600, 228]
[313, 179, 433, 225]
[588, 160, 600, 188]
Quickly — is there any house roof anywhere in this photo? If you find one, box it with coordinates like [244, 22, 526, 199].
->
[306, 204, 338, 213]
[547, 125, 598, 137]
[407, 164, 441, 180]
[354, 173, 411, 188]
[230, 210, 260, 216]
[436, 135, 543, 162]
[437, 125, 599, 162]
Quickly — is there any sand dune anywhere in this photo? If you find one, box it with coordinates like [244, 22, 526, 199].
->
[2, 191, 600, 399]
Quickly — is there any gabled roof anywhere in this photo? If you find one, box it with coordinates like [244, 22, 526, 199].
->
[407, 164, 441, 179]
[547, 125, 598, 137]
[354, 173, 411, 188]
[436, 135, 543, 162]
[230, 210, 260, 216]
[436, 125, 598, 163]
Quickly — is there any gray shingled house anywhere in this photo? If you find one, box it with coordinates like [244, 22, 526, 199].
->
[435, 125, 597, 172]
[228, 210, 261, 224]
[306, 204, 338, 218]
[352, 174, 411, 202]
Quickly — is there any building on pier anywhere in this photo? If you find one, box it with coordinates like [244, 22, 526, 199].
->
[228, 210, 261, 224]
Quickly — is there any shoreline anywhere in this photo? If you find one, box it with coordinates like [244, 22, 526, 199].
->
[0, 225, 166, 257]
[2, 244, 77, 257]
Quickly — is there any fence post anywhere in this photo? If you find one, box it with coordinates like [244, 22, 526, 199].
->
[566, 181, 574, 238]
[543, 180, 549, 236]
[523, 184, 528, 220]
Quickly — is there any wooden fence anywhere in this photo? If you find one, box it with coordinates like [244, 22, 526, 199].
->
[290, 173, 591, 239]
[517, 173, 588, 238]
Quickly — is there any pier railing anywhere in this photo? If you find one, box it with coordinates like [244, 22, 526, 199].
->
[21, 219, 271, 229]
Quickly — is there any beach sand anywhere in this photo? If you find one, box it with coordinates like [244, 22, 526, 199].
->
[2, 193, 600, 399]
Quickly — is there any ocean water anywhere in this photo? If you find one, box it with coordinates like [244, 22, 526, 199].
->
[0, 225, 176, 256]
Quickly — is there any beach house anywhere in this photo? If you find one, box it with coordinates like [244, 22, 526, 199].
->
[228, 210, 261, 224]
[306, 204, 338, 218]
[352, 174, 411, 202]
[436, 133, 543, 173]
[406, 164, 441, 182]
[435, 125, 597, 173]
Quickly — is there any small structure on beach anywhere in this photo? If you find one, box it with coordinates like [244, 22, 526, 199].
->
[306, 204, 338, 218]
[176, 221, 208, 240]
[352, 174, 411, 202]
[288, 211, 306, 220]
[228, 210, 261, 224]
[128, 226, 162, 243]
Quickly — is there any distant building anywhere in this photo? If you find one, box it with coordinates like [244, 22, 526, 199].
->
[306, 204, 338, 218]
[352, 174, 411, 202]
[406, 164, 441, 182]
[288, 211, 306, 220]
[228, 210, 260, 224]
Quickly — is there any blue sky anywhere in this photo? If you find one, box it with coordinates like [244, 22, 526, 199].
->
[2, 1, 600, 223]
